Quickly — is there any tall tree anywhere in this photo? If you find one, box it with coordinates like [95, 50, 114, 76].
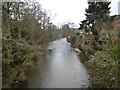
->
[80, 0, 111, 49]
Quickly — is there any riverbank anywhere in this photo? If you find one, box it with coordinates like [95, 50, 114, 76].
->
[16, 45, 47, 88]
[15, 38, 90, 88]
[78, 45, 119, 88]
[2, 39, 47, 88]
[68, 35, 119, 88]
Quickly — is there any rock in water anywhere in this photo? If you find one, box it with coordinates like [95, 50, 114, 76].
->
[74, 48, 81, 54]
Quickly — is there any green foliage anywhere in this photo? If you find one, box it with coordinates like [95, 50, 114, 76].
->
[26, 51, 38, 63]
[17, 71, 26, 81]
[85, 51, 118, 88]
[2, 38, 8, 58]
[82, 45, 95, 58]
[21, 29, 30, 40]
[9, 70, 26, 82]
[69, 36, 76, 47]
[90, 51, 111, 62]
[77, 0, 118, 88]
[10, 27, 19, 38]
[9, 69, 26, 85]
[9, 69, 20, 81]
[11, 40, 28, 66]
[110, 44, 119, 61]
[2, 58, 11, 74]
[80, 0, 111, 48]
[2, 1, 57, 88]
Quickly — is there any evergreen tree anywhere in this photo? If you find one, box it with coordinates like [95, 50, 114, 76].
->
[80, 0, 111, 50]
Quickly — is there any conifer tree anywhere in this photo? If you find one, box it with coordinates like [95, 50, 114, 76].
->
[80, 0, 111, 50]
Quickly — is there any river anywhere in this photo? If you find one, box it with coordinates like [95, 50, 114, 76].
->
[19, 38, 90, 88]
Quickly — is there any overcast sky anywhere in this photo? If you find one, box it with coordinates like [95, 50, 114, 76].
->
[37, 0, 119, 28]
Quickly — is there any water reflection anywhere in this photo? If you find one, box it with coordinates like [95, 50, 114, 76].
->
[19, 38, 90, 88]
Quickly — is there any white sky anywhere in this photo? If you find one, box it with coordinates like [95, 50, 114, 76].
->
[37, 0, 119, 28]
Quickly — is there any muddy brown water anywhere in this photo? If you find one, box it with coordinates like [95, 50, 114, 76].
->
[18, 38, 90, 88]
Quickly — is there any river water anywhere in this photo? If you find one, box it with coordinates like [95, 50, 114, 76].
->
[19, 38, 90, 88]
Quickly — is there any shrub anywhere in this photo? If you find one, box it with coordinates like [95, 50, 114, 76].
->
[82, 45, 95, 58]
[110, 43, 119, 61]
[85, 51, 118, 88]
[2, 58, 11, 75]
[70, 36, 76, 47]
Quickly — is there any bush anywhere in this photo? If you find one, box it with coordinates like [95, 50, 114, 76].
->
[82, 45, 95, 58]
[85, 51, 118, 88]
[2, 58, 11, 75]
[2, 35, 31, 87]
[110, 43, 119, 61]
[70, 36, 76, 47]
